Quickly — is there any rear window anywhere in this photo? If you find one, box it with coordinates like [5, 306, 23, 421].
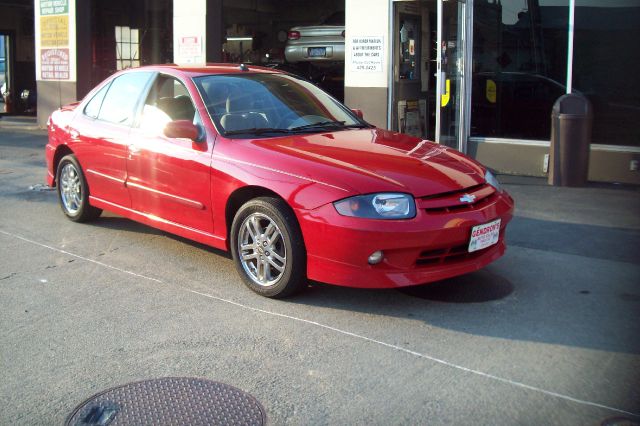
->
[322, 11, 344, 26]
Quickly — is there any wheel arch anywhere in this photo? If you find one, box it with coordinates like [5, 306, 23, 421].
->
[52, 144, 75, 186]
[225, 186, 291, 250]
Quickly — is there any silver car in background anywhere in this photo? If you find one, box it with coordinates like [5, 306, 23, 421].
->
[285, 11, 345, 65]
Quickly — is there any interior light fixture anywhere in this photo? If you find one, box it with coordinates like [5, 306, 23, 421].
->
[226, 36, 253, 41]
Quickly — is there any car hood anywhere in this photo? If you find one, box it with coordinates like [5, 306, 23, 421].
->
[245, 128, 486, 198]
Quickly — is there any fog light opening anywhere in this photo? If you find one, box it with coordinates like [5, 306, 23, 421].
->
[368, 250, 384, 265]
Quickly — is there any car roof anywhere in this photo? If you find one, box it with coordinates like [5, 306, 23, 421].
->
[135, 63, 281, 77]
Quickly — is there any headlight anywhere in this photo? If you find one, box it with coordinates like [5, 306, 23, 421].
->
[334, 193, 416, 219]
[485, 170, 503, 192]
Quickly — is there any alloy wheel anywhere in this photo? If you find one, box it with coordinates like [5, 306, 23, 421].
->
[237, 212, 287, 287]
[60, 162, 82, 215]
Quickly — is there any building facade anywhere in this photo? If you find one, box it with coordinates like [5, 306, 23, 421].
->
[343, 0, 640, 184]
[1, 0, 638, 183]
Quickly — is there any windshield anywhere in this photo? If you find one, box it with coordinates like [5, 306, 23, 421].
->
[194, 73, 367, 138]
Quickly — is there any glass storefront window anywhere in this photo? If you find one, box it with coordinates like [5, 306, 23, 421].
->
[0, 35, 8, 100]
[573, 0, 640, 147]
[471, 0, 568, 140]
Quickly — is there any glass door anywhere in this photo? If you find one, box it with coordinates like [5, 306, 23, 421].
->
[435, 0, 469, 150]
[0, 34, 9, 110]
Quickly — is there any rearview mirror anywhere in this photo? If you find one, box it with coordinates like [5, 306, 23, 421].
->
[164, 120, 204, 142]
[351, 109, 364, 119]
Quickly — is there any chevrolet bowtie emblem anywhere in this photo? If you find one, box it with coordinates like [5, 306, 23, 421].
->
[460, 194, 476, 203]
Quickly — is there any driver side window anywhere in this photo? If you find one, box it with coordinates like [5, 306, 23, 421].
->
[139, 75, 198, 132]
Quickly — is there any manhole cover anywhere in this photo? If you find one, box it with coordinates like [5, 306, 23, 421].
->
[65, 377, 266, 426]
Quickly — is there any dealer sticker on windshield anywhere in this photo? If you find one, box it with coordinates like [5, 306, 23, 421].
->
[468, 219, 501, 253]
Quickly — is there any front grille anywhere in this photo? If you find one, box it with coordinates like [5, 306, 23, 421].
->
[415, 239, 501, 266]
[424, 192, 498, 214]
[418, 183, 497, 214]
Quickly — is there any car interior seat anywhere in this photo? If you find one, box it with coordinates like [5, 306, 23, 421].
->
[157, 96, 195, 121]
[220, 90, 269, 132]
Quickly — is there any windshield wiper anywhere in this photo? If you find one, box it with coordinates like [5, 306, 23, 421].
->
[344, 123, 372, 129]
[290, 120, 346, 131]
[223, 121, 370, 136]
[224, 127, 294, 136]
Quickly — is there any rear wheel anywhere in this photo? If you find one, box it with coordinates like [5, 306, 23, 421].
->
[231, 197, 306, 298]
[56, 154, 102, 222]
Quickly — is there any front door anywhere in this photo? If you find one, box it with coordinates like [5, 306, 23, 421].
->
[435, 0, 469, 150]
[126, 74, 214, 234]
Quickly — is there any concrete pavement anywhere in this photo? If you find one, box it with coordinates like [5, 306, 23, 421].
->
[1, 128, 639, 425]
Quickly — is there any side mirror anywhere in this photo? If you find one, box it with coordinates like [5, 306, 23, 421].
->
[164, 120, 204, 142]
[351, 109, 364, 119]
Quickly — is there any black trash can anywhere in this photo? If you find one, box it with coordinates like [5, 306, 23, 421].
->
[548, 93, 593, 186]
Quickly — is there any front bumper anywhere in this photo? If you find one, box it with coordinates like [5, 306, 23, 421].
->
[45, 143, 56, 187]
[297, 191, 514, 289]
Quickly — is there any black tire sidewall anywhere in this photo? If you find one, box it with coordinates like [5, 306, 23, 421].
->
[231, 197, 306, 298]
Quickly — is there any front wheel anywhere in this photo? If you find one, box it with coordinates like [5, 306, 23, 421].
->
[230, 197, 307, 298]
[56, 154, 102, 222]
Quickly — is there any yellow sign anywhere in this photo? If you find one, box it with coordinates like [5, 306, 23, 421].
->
[40, 15, 69, 47]
[486, 79, 497, 103]
[441, 79, 450, 107]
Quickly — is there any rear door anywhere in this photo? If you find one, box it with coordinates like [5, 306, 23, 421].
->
[71, 71, 154, 208]
[126, 73, 214, 233]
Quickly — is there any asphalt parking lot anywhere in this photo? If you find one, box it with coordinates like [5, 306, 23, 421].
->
[1, 126, 639, 425]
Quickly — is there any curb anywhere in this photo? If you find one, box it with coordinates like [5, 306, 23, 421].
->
[0, 117, 43, 131]
[0, 125, 43, 131]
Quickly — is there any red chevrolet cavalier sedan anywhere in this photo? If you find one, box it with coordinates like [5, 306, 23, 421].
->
[46, 64, 514, 297]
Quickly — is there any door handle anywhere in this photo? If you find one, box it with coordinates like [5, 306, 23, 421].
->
[128, 144, 141, 154]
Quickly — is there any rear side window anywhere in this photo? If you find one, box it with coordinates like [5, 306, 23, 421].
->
[97, 72, 153, 126]
[83, 83, 111, 119]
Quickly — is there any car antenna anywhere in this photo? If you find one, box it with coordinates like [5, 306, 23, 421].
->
[239, 63, 249, 71]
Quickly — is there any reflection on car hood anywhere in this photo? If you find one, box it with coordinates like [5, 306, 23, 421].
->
[247, 128, 485, 198]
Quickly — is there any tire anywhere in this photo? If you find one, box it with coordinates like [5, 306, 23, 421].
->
[56, 154, 102, 222]
[230, 197, 307, 298]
